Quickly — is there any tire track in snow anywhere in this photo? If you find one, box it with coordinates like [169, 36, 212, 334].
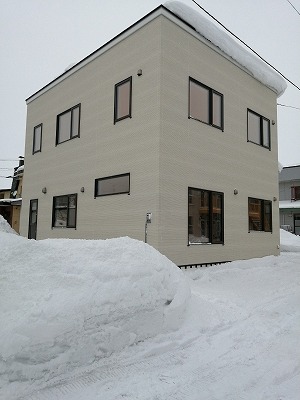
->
[19, 345, 186, 400]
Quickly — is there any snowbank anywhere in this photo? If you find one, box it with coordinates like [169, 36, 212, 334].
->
[0, 230, 190, 390]
[0, 215, 17, 234]
[280, 228, 300, 252]
[164, 1, 287, 97]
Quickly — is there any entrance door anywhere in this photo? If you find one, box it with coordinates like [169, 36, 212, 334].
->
[28, 199, 38, 239]
[294, 214, 300, 236]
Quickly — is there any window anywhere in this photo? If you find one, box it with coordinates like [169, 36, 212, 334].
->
[291, 186, 300, 201]
[247, 109, 270, 149]
[33, 124, 42, 154]
[114, 77, 132, 123]
[189, 77, 224, 130]
[52, 194, 77, 228]
[188, 187, 224, 244]
[56, 104, 80, 145]
[95, 173, 130, 197]
[248, 198, 272, 232]
[28, 199, 38, 239]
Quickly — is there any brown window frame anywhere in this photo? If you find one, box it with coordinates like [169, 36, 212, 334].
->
[52, 193, 77, 228]
[56, 104, 81, 145]
[188, 77, 224, 131]
[33, 124, 42, 154]
[248, 197, 272, 232]
[188, 187, 224, 245]
[247, 109, 270, 150]
[114, 77, 132, 124]
[94, 173, 130, 197]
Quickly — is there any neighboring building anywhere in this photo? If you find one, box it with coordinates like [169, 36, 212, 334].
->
[0, 159, 24, 233]
[20, 2, 286, 266]
[279, 165, 300, 235]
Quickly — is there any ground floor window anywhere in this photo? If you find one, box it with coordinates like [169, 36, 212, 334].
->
[52, 194, 77, 228]
[188, 187, 224, 244]
[28, 199, 38, 239]
[248, 197, 272, 232]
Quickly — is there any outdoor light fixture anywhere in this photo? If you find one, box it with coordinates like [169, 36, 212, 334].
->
[137, 69, 142, 76]
[273, 196, 277, 202]
[42, 187, 47, 194]
[80, 187, 85, 193]
[272, 120, 275, 125]
[234, 189, 238, 195]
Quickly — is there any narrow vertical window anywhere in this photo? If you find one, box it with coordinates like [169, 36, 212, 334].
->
[56, 104, 80, 145]
[28, 199, 38, 239]
[189, 78, 223, 130]
[33, 124, 42, 154]
[114, 77, 132, 123]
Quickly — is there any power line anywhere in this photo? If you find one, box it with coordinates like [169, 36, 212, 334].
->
[286, 0, 300, 16]
[277, 103, 300, 110]
[190, 0, 300, 92]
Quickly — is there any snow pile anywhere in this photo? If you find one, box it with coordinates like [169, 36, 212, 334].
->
[164, 1, 287, 97]
[280, 228, 300, 252]
[0, 215, 17, 234]
[0, 232, 190, 391]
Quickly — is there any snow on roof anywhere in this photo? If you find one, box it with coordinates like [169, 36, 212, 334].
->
[164, 1, 287, 97]
[279, 200, 300, 209]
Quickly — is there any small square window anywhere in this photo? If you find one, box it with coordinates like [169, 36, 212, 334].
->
[114, 77, 132, 123]
[33, 124, 42, 154]
[52, 194, 77, 228]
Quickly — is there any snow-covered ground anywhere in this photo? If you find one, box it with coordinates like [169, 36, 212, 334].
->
[0, 215, 299, 400]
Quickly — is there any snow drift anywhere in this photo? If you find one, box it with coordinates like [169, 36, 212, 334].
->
[0, 215, 190, 388]
[280, 228, 300, 252]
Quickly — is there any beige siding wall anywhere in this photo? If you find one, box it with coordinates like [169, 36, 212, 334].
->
[20, 18, 163, 245]
[157, 18, 279, 265]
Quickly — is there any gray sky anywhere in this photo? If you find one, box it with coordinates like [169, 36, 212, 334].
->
[1, 0, 299, 189]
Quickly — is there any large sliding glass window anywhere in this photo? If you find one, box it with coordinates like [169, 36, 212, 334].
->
[56, 104, 80, 145]
[52, 194, 77, 228]
[248, 197, 272, 232]
[189, 77, 224, 130]
[188, 187, 224, 244]
[247, 109, 270, 149]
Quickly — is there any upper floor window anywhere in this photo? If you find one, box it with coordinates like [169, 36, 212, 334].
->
[291, 186, 300, 201]
[247, 109, 270, 150]
[114, 77, 132, 124]
[33, 124, 42, 154]
[189, 77, 224, 130]
[188, 187, 224, 244]
[56, 104, 80, 145]
[95, 173, 130, 197]
[52, 194, 77, 228]
[248, 197, 272, 232]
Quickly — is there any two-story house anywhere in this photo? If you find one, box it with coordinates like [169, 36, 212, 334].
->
[20, 2, 286, 266]
[279, 165, 300, 235]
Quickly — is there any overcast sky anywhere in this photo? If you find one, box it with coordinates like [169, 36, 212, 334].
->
[0, 0, 299, 189]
